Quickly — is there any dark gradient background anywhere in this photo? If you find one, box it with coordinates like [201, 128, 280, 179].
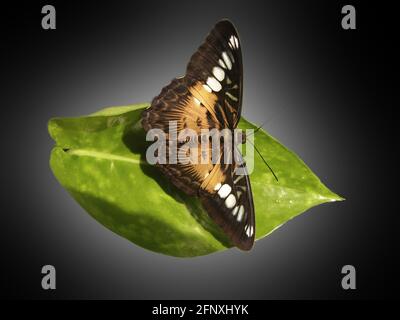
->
[1, 1, 395, 299]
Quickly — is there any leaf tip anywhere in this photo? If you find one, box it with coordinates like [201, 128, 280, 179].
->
[335, 195, 346, 202]
[327, 192, 346, 202]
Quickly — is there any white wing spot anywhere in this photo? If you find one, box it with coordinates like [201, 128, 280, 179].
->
[234, 35, 239, 48]
[214, 182, 222, 191]
[206, 77, 222, 92]
[234, 175, 244, 184]
[225, 194, 236, 209]
[229, 36, 234, 47]
[212, 66, 225, 81]
[237, 205, 244, 222]
[202, 84, 212, 93]
[218, 58, 226, 69]
[229, 35, 239, 49]
[218, 184, 232, 198]
[222, 52, 232, 70]
[194, 97, 201, 105]
[246, 225, 253, 237]
[225, 92, 238, 102]
[232, 206, 239, 216]
[245, 224, 253, 237]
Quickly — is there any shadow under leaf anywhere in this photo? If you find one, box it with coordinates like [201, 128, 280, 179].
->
[68, 189, 225, 257]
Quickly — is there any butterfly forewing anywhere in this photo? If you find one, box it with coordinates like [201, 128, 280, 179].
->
[186, 20, 243, 128]
[141, 20, 255, 250]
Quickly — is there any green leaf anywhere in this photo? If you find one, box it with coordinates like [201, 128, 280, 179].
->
[48, 104, 343, 257]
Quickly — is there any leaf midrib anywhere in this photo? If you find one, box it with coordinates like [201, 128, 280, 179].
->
[253, 179, 344, 202]
[63, 148, 342, 201]
[63, 148, 148, 165]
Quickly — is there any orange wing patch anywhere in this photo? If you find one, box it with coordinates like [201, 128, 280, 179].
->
[188, 81, 218, 108]
[188, 81, 228, 127]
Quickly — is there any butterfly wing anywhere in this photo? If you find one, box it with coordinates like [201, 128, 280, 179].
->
[186, 19, 243, 128]
[142, 77, 221, 195]
[141, 20, 255, 249]
[200, 149, 255, 250]
[141, 19, 242, 194]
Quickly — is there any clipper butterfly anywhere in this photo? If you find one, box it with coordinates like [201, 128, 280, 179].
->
[141, 20, 255, 250]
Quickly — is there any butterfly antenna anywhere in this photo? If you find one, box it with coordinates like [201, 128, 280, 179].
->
[246, 120, 269, 138]
[246, 139, 279, 182]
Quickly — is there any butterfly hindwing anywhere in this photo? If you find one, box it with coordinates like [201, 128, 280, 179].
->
[142, 78, 218, 195]
[200, 149, 255, 250]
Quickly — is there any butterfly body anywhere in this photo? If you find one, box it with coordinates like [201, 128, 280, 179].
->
[141, 20, 255, 250]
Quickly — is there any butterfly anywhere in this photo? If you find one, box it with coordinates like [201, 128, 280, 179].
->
[141, 19, 255, 250]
